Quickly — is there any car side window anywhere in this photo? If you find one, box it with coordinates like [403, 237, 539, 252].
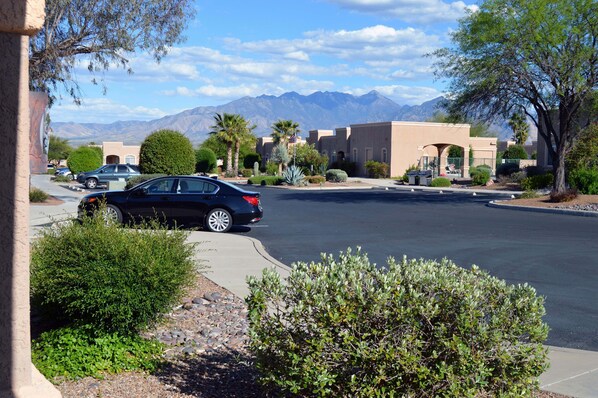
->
[203, 182, 218, 193]
[146, 179, 175, 194]
[103, 165, 116, 173]
[117, 165, 129, 173]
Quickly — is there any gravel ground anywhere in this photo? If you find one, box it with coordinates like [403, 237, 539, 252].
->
[53, 273, 571, 398]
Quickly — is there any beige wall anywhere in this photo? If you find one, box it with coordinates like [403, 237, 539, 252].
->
[102, 141, 140, 165]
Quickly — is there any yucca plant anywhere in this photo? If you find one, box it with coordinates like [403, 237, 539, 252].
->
[282, 165, 305, 186]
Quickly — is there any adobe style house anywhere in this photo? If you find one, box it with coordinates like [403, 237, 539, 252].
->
[102, 141, 141, 165]
[257, 121, 497, 178]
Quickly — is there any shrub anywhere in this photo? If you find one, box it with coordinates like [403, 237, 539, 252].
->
[524, 166, 546, 177]
[550, 189, 578, 203]
[520, 190, 540, 199]
[30, 210, 199, 335]
[53, 175, 72, 183]
[502, 144, 528, 160]
[265, 160, 279, 176]
[326, 169, 348, 182]
[496, 162, 520, 177]
[402, 164, 418, 182]
[125, 174, 167, 189]
[240, 168, 253, 178]
[139, 129, 195, 175]
[568, 167, 598, 194]
[510, 171, 526, 183]
[330, 159, 357, 177]
[195, 147, 217, 173]
[430, 177, 451, 187]
[364, 160, 389, 178]
[243, 152, 262, 170]
[32, 324, 163, 381]
[471, 168, 491, 185]
[282, 165, 305, 186]
[247, 176, 283, 186]
[66, 146, 102, 174]
[307, 175, 326, 184]
[247, 249, 549, 397]
[29, 188, 49, 203]
[521, 173, 553, 190]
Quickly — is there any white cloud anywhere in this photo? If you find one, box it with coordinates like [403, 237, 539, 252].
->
[324, 0, 478, 24]
[50, 98, 168, 123]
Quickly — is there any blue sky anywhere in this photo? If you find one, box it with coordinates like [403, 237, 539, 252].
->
[50, 0, 479, 124]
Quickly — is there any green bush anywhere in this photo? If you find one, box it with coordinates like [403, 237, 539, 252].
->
[66, 146, 102, 174]
[53, 175, 72, 183]
[32, 324, 163, 381]
[247, 249, 548, 397]
[568, 168, 598, 194]
[401, 164, 418, 182]
[364, 160, 389, 178]
[29, 188, 49, 203]
[247, 176, 283, 186]
[496, 162, 520, 177]
[520, 190, 540, 199]
[139, 129, 195, 175]
[521, 173, 553, 190]
[265, 160, 279, 176]
[243, 152, 262, 169]
[430, 177, 451, 187]
[241, 168, 253, 178]
[326, 169, 348, 182]
[502, 144, 528, 160]
[195, 147, 217, 173]
[471, 168, 491, 185]
[307, 175, 326, 184]
[30, 210, 199, 335]
[125, 174, 167, 189]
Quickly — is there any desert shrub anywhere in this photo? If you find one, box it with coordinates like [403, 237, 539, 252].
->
[139, 129, 195, 175]
[521, 173, 553, 191]
[496, 162, 520, 177]
[265, 160, 279, 176]
[294, 143, 328, 175]
[53, 175, 72, 183]
[66, 146, 102, 174]
[243, 152, 262, 169]
[30, 210, 199, 335]
[282, 165, 305, 186]
[502, 144, 528, 160]
[247, 176, 283, 186]
[520, 190, 540, 199]
[524, 166, 546, 177]
[247, 249, 549, 397]
[307, 175, 326, 184]
[240, 168, 253, 178]
[195, 147, 217, 173]
[364, 160, 389, 178]
[550, 189, 579, 203]
[510, 171, 526, 183]
[326, 169, 348, 182]
[330, 159, 357, 177]
[32, 324, 163, 381]
[125, 174, 167, 189]
[430, 177, 451, 187]
[29, 188, 49, 203]
[471, 168, 491, 185]
[568, 167, 598, 195]
[401, 164, 418, 182]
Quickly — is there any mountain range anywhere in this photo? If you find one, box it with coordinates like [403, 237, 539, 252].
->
[50, 91, 457, 146]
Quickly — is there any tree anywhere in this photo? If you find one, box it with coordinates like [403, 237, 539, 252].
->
[566, 123, 598, 170]
[210, 113, 256, 176]
[508, 113, 530, 145]
[30, 0, 195, 104]
[48, 135, 72, 164]
[434, 0, 598, 194]
[294, 143, 329, 175]
[502, 145, 528, 160]
[66, 146, 102, 174]
[139, 129, 195, 175]
[271, 119, 300, 148]
[270, 144, 290, 176]
[195, 148, 217, 174]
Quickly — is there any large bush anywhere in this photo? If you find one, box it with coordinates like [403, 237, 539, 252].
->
[30, 211, 199, 335]
[496, 162, 520, 177]
[502, 144, 528, 160]
[247, 176, 283, 186]
[243, 152, 262, 169]
[569, 167, 598, 194]
[364, 160, 389, 178]
[195, 147, 217, 173]
[66, 146, 102, 174]
[247, 249, 549, 397]
[430, 177, 451, 187]
[470, 166, 491, 185]
[326, 168, 348, 182]
[139, 129, 195, 175]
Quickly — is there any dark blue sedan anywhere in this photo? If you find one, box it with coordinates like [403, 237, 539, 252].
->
[78, 176, 263, 232]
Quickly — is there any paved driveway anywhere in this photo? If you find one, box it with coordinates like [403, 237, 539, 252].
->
[238, 187, 598, 351]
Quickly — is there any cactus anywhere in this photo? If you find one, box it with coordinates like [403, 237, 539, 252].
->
[253, 161, 260, 177]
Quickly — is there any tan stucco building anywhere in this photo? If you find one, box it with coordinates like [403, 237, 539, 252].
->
[102, 141, 140, 165]
[268, 121, 498, 178]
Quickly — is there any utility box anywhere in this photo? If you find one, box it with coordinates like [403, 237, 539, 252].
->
[107, 180, 126, 190]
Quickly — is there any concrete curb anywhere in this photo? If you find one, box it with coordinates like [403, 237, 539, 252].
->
[488, 200, 598, 218]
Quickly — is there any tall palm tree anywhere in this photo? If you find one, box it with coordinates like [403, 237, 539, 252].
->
[231, 115, 256, 176]
[210, 113, 256, 176]
[271, 119, 300, 149]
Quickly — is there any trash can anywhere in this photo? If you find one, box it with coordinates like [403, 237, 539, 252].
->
[418, 170, 433, 186]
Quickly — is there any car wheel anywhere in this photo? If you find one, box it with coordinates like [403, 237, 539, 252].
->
[85, 178, 98, 189]
[103, 204, 123, 224]
[68, 174, 74, 180]
[205, 208, 232, 233]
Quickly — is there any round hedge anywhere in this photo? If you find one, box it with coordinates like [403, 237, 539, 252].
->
[139, 130, 195, 175]
[502, 145, 528, 160]
[66, 146, 102, 174]
[195, 147, 217, 173]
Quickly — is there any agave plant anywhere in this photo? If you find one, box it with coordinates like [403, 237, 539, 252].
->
[283, 165, 305, 186]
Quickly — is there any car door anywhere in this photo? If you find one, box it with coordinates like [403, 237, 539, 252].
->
[169, 178, 219, 226]
[124, 177, 177, 222]
[98, 165, 117, 184]
[115, 165, 133, 181]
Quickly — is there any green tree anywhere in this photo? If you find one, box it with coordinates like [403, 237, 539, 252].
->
[294, 143, 328, 175]
[139, 129, 195, 175]
[48, 135, 72, 164]
[566, 123, 598, 170]
[508, 112, 530, 145]
[30, 0, 195, 104]
[434, 0, 598, 194]
[195, 147, 217, 173]
[271, 119, 300, 148]
[67, 146, 102, 174]
[210, 113, 255, 176]
[448, 145, 463, 158]
[503, 145, 528, 160]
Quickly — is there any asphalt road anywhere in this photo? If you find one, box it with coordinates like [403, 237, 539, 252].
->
[237, 186, 598, 352]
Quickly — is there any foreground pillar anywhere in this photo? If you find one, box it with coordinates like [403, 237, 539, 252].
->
[0, 1, 61, 397]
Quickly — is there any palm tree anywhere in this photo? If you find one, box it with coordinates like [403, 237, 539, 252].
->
[210, 113, 256, 176]
[271, 119, 300, 149]
[231, 115, 256, 176]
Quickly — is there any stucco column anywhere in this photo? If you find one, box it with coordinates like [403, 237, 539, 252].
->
[0, 1, 61, 397]
[462, 149, 470, 178]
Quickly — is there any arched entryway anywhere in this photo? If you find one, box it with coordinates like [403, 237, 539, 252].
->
[106, 155, 120, 164]
[421, 143, 469, 177]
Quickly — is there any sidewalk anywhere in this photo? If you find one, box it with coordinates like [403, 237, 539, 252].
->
[29, 174, 598, 397]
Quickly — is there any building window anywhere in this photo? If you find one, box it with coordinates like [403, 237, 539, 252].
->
[353, 148, 358, 162]
[125, 155, 136, 164]
[381, 148, 387, 163]
[365, 148, 373, 162]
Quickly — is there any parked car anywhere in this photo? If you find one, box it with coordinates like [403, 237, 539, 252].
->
[77, 164, 140, 189]
[78, 176, 263, 232]
[54, 167, 74, 180]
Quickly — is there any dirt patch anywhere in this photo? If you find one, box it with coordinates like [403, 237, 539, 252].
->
[499, 194, 598, 209]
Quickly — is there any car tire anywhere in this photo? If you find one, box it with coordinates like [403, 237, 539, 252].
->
[85, 178, 98, 189]
[205, 208, 232, 233]
[103, 204, 123, 224]
[68, 174, 74, 180]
